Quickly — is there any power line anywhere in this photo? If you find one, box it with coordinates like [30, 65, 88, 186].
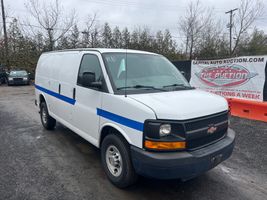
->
[7, 1, 186, 13]
[5, 15, 179, 31]
[1, 17, 231, 41]
[9, 1, 227, 13]
[87, 0, 229, 13]
[85, 0, 187, 11]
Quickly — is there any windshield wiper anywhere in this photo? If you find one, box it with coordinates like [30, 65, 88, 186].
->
[117, 85, 166, 91]
[163, 84, 195, 89]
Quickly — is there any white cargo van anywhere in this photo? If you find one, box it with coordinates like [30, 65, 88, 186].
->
[35, 49, 235, 188]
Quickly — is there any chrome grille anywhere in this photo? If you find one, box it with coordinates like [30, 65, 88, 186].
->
[185, 111, 229, 150]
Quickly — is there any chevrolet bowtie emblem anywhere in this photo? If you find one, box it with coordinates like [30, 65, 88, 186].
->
[207, 125, 217, 134]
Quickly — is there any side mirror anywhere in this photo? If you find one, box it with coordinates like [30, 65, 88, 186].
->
[82, 72, 102, 89]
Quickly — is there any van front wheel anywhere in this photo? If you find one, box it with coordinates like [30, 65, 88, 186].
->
[40, 102, 56, 130]
[101, 134, 138, 188]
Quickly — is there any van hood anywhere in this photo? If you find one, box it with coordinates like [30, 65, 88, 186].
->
[129, 89, 228, 120]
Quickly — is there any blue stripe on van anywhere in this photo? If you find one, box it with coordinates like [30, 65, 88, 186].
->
[35, 84, 143, 131]
[35, 84, 76, 105]
[97, 108, 144, 132]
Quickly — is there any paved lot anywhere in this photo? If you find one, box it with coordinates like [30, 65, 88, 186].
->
[0, 85, 266, 200]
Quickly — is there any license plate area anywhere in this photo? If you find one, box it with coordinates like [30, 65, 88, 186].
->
[211, 154, 223, 167]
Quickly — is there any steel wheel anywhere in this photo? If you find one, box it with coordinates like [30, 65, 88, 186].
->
[105, 145, 123, 177]
[40, 101, 56, 130]
[41, 107, 48, 125]
[101, 134, 138, 188]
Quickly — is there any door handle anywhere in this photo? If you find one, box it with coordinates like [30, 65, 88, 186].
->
[73, 88, 76, 100]
[58, 84, 61, 94]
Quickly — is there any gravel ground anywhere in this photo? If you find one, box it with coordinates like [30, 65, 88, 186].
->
[0, 85, 266, 200]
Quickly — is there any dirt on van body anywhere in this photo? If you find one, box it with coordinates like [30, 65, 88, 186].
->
[0, 85, 266, 200]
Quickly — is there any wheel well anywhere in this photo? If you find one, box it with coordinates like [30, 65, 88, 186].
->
[39, 94, 45, 107]
[100, 126, 128, 147]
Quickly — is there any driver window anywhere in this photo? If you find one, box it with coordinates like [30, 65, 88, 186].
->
[77, 54, 103, 86]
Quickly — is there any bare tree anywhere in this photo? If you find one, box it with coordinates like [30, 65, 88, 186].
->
[179, 0, 211, 59]
[0, 21, 2, 37]
[195, 16, 228, 59]
[25, 0, 76, 51]
[232, 0, 264, 55]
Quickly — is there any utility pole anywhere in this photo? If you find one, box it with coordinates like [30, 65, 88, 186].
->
[225, 8, 238, 56]
[1, 0, 9, 70]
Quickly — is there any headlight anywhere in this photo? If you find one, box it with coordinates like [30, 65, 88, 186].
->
[8, 77, 13, 81]
[159, 124, 171, 137]
[143, 120, 186, 151]
[23, 77, 28, 80]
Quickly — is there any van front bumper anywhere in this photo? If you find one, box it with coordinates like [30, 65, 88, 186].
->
[131, 128, 235, 179]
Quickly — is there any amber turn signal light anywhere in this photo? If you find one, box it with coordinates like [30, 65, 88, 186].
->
[144, 140, 186, 150]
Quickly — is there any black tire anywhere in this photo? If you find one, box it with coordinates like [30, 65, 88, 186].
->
[101, 134, 138, 188]
[40, 101, 56, 130]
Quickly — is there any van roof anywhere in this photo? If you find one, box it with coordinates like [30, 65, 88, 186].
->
[43, 48, 159, 55]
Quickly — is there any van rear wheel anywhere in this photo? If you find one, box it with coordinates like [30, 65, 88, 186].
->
[101, 134, 138, 188]
[40, 102, 56, 130]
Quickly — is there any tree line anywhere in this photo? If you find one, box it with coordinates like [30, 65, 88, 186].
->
[0, 0, 266, 73]
[0, 20, 180, 73]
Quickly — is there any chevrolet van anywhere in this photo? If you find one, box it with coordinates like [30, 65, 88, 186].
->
[35, 49, 235, 188]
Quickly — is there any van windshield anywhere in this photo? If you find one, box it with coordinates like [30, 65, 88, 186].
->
[102, 53, 191, 93]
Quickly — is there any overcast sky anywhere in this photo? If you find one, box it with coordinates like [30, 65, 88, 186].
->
[3, 0, 267, 40]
